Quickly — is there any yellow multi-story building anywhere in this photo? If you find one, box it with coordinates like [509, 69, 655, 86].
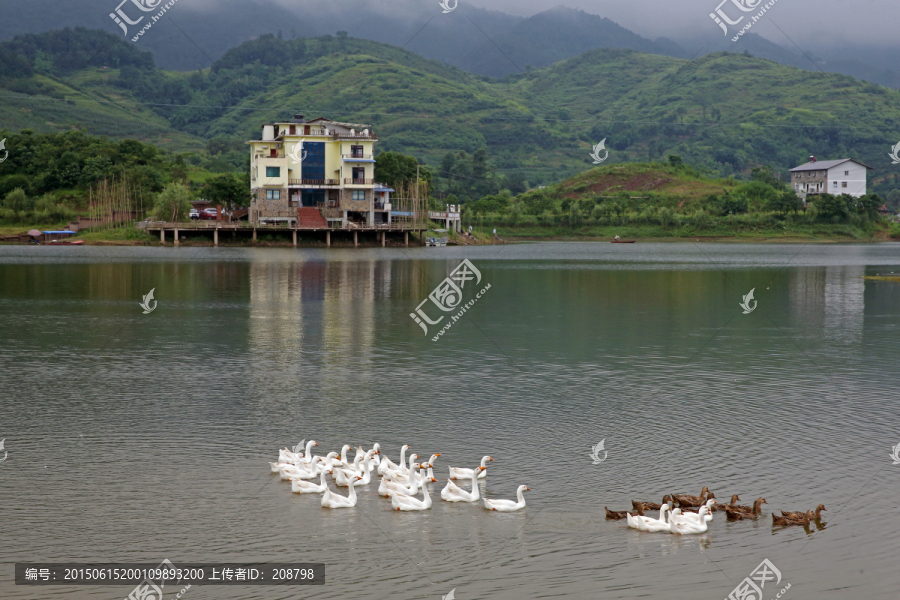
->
[247, 115, 392, 227]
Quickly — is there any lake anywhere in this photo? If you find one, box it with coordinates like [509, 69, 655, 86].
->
[1, 242, 899, 600]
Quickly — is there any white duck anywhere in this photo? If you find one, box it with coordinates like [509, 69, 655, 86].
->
[292, 470, 331, 494]
[378, 445, 409, 475]
[391, 480, 433, 511]
[669, 507, 712, 535]
[630, 505, 671, 532]
[287, 452, 341, 480]
[321, 476, 362, 509]
[449, 456, 493, 480]
[679, 499, 716, 523]
[483, 485, 529, 512]
[441, 467, 486, 502]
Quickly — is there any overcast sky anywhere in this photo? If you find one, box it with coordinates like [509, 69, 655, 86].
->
[454, 0, 896, 47]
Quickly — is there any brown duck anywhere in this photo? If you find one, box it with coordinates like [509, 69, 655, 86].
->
[725, 498, 767, 520]
[672, 487, 715, 508]
[727, 496, 767, 514]
[711, 494, 741, 512]
[773, 510, 815, 527]
[606, 504, 643, 520]
[631, 495, 674, 512]
[781, 504, 826, 520]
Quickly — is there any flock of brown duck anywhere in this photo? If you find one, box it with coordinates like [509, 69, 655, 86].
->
[606, 486, 827, 528]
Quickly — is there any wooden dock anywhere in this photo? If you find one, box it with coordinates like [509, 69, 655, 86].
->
[140, 222, 428, 247]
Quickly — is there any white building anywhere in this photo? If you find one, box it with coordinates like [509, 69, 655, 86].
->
[789, 156, 872, 200]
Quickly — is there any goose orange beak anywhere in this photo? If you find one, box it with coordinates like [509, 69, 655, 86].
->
[434, 453, 441, 457]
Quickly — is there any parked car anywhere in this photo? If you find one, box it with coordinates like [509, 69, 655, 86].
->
[189, 209, 199, 220]
[199, 208, 219, 220]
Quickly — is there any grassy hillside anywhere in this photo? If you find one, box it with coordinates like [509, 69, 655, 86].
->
[2, 30, 900, 203]
[463, 162, 896, 241]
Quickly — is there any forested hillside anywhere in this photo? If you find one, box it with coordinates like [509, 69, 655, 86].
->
[2, 29, 900, 204]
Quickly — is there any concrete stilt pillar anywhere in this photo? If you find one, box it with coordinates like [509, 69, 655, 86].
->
[353, 231, 358, 248]
[252, 229, 257, 243]
[293, 230, 297, 247]
[381, 231, 385, 247]
[326, 231, 331, 247]
[160, 228, 165, 243]
[214, 228, 218, 247]
[404, 231, 408, 247]
[174, 228, 179, 246]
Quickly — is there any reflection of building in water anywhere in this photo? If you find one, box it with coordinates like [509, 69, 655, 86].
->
[248, 259, 394, 369]
[789, 266, 864, 346]
[823, 265, 864, 345]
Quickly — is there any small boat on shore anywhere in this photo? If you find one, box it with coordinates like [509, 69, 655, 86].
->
[43, 231, 83, 245]
[611, 240, 636, 243]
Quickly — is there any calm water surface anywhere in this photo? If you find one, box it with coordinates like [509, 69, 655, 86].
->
[1, 242, 899, 600]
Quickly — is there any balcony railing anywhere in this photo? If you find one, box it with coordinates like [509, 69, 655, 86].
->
[344, 178, 374, 185]
[342, 153, 373, 160]
[288, 179, 339, 186]
[334, 132, 378, 140]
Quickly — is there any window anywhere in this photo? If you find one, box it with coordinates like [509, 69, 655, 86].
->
[266, 166, 280, 178]
[833, 181, 837, 188]
[352, 167, 365, 181]
[270, 149, 277, 158]
[289, 125, 296, 135]
[795, 184, 799, 190]
[352, 190, 365, 201]
[350, 145, 364, 158]
[265, 189, 281, 200]
[844, 170, 849, 176]
[842, 182, 848, 188]
[302, 142, 325, 181]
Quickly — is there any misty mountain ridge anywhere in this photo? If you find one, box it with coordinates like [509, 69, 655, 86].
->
[1, 0, 899, 89]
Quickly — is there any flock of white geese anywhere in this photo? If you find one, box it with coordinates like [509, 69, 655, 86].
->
[270, 440, 529, 511]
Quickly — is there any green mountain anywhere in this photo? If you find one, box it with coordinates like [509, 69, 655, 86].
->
[2, 29, 900, 201]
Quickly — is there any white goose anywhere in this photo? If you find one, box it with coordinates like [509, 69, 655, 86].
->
[391, 480, 433, 511]
[449, 456, 493, 480]
[382, 463, 422, 497]
[483, 485, 529, 512]
[321, 476, 363, 509]
[441, 467, 486, 502]
[378, 445, 409, 475]
[292, 470, 331, 494]
[334, 452, 370, 487]
[382, 453, 420, 483]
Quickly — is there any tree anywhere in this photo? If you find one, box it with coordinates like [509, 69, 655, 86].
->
[751, 166, 784, 190]
[667, 155, 684, 168]
[2, 188, 31, 212]
[767, 191, 803, 215]
[375, 151, 431, 193]
[856, 193, 882, 220]
[153, 182, 192, 222]
[205, 173, 247, 209]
